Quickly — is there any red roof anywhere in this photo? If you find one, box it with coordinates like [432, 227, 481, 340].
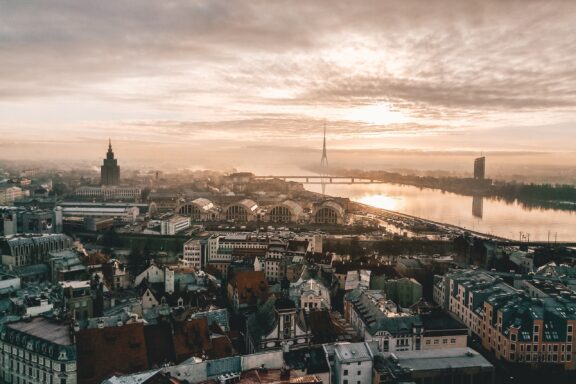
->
[230, 271, 269, 306]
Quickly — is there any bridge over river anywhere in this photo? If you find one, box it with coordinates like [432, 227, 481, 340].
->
[254, 175, 383, 184]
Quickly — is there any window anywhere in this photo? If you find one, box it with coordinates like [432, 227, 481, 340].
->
[357, 371, 361, 375]
[569, 325, 573, 333]
[343, 370, 348, 376]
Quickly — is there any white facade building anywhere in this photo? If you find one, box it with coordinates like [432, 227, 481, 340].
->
[207, 234, 268, 265]
[183, 238, 203, 270]
[134, 264, 165, 286]
[290, 278, 331, 310]
[61, 206, 139, 222]
[74, 186, 141, 200]
[345, 289, 467, 353]
[324, 342, 375, 384]
[160, 215, 190, 235]
[0, 272, 21, 291]
[264, 243, 286, 283]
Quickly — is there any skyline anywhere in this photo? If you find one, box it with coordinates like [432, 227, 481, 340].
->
[1, 0, 576, 174]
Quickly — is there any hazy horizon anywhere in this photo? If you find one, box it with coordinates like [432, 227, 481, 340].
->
[1, 1, 576, 181]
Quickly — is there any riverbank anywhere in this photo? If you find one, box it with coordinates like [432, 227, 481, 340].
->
[303, 181, 576, 242]
[331, 168, 576, 213]
[300, 184, 512, 241]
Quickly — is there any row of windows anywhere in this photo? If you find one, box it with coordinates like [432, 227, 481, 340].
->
[513, 343, 573, 353]
[511, 352, 572, 363]
[2, 353, 71, 370]
[2, 345, 63, 364]
[3, 370, 70, 384]
[448, 281, 576, 367]
[5, 359, 68, 373]
[425, 338, 458, 345]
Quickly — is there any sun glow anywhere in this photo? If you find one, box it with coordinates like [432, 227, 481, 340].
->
[344, 102, 407, 125]
[357, 194, 400, 211]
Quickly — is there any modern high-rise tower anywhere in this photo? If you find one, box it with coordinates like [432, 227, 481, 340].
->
[100, 139, 120, 186]
[473, 156, 486, 180]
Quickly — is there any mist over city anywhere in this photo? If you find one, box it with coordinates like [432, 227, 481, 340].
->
[1, 1, 576, 384]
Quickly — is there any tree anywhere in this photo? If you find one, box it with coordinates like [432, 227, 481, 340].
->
[127, 247, 144, 277]
[100, 229, 122, 248]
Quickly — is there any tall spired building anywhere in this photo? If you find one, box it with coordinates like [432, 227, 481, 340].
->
[100, 139, 120, 185]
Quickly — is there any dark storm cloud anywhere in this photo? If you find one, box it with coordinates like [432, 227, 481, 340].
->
[1, 0, 575, 102]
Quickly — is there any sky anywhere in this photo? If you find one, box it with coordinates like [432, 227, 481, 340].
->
[1, 0, 576, 175]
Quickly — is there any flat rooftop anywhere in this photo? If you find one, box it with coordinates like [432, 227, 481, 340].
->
[6, 317, 73, 346]
[389, 348, 493, 371]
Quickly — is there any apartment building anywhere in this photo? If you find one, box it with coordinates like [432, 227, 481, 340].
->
[182, 238, 203, 270]
[344, 288, 467, 353]
[1, 233, 73, 267]
[206, 234, 269, 277]
[435, 269, 576, 370]
[323, 342, 375, 384]
[0, 317, 77, 384]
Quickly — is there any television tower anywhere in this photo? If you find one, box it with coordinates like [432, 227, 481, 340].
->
[320, 121, 328, 195]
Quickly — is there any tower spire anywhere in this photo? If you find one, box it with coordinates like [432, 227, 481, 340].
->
[321, 121, 328, 167]
[102, 139, 120, 186]
[320, 120, 329, 195]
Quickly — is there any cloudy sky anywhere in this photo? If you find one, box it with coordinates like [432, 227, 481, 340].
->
[1, 0, 575, 174]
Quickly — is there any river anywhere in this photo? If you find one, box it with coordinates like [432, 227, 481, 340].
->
[304, 183, 576, 242]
